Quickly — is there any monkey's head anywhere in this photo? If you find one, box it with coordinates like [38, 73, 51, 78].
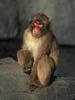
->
[30, 13, 50, 38]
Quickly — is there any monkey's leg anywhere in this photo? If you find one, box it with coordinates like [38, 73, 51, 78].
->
[17, 49, 25, 68]
[17, 49, 33, 73]
[36, 55, 55, 87]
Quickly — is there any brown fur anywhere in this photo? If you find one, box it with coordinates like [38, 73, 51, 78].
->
[17, 13, 60, 90]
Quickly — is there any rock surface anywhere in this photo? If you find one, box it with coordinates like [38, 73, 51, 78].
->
[0, 0, 18, 39]
[0, 58, 75, 100]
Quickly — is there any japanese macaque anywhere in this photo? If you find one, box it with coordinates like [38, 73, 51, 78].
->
[17, 13, 60, 90]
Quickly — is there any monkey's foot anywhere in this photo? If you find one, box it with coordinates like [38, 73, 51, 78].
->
[28, 80, 43, 91]
[28, 82, 36, 91]
[29, 85, 36, 91]
[32, 80, 44, 88]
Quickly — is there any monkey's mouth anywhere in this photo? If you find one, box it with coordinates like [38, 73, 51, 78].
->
[33, 26, 40, 33]
[32, 29, 41, 37]
[32, 21, 43, 37]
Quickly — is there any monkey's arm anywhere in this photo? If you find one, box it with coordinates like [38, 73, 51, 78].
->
[17, 49, 33, 73]
[49, 39, 60, 70]
[17, 49, 26, 68]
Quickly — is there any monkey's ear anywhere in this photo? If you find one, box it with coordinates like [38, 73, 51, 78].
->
[29, 16, 35, 29]
[45, 21, 51, 30]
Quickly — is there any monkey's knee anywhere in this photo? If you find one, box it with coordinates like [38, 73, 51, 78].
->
[37, 55, 53, 86]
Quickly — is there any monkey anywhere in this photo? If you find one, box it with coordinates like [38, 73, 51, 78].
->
[17, 13, 60, 90]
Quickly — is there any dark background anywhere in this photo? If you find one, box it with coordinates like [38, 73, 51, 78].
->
[0, 0, 75, 77]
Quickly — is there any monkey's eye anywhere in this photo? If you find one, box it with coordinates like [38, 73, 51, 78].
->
[37, 19, 42, 23]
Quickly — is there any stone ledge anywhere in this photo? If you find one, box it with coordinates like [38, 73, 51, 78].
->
[0, 58, 75, 100]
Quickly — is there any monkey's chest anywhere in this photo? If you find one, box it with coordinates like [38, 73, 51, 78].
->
[26, 39, 41, 58]
[24, 33, 50, 60]
[25, 35, 45, 60]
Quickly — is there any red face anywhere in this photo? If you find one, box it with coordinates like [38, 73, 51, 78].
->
[30, 13, 49, 37]
[32, 20, 43, 33]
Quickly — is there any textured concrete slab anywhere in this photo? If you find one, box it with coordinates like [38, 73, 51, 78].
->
[0, 58, 75, 100]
